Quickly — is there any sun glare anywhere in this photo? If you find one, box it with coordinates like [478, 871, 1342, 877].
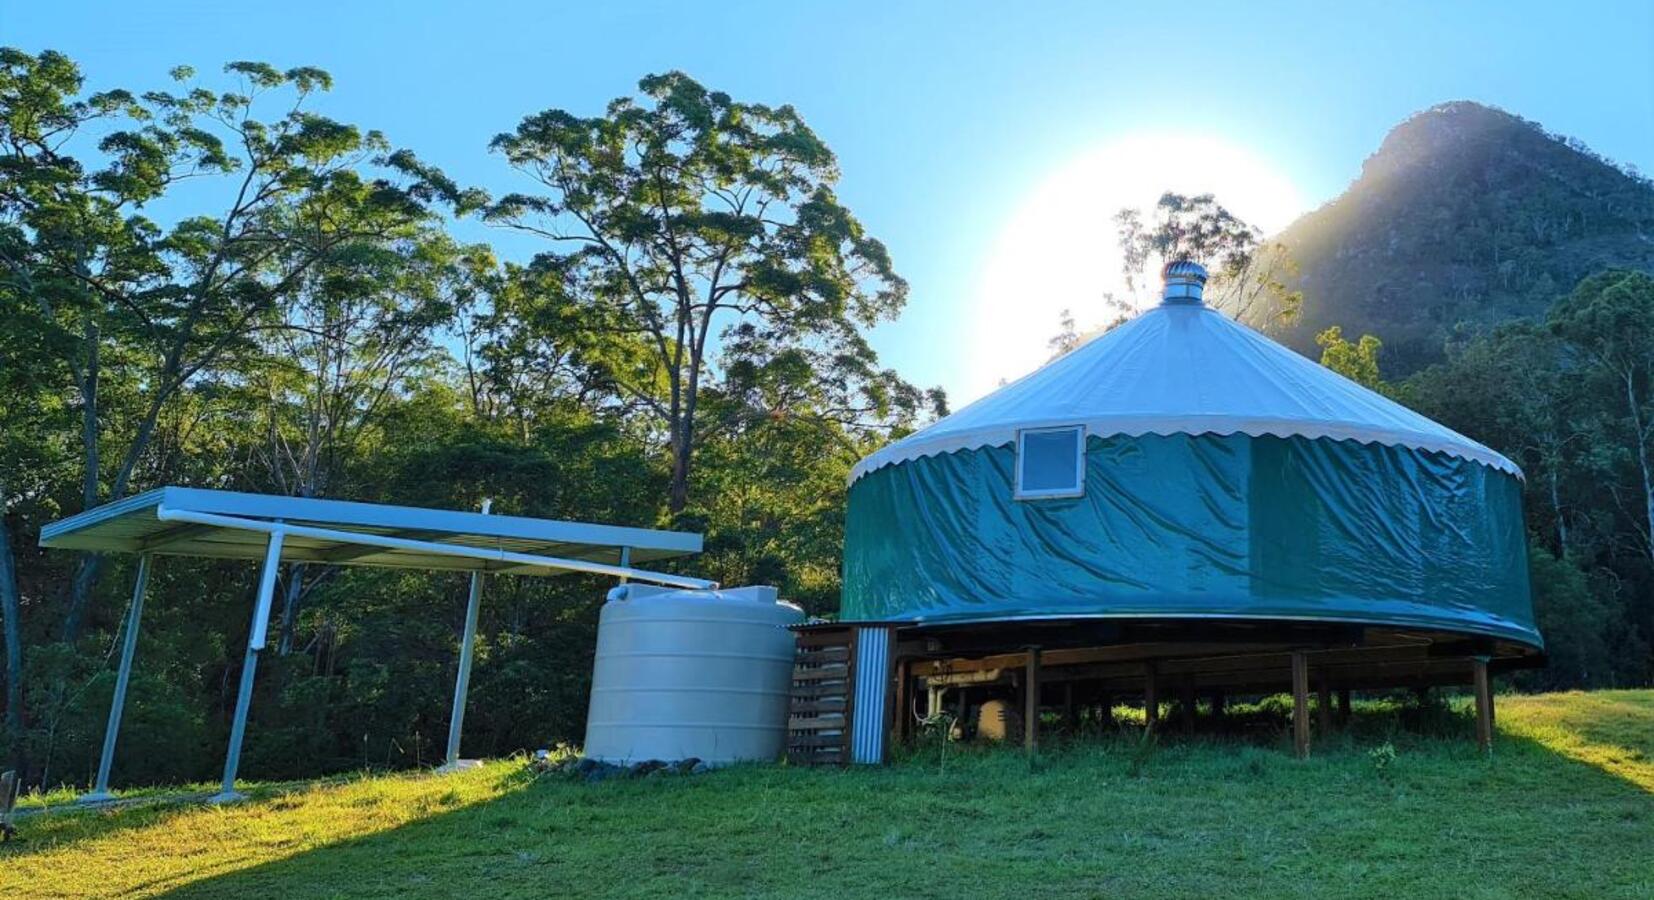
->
[968, 134, 1306, 401]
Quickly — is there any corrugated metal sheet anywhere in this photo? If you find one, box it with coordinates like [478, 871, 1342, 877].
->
[850, 626, 890, 764]
[38, 486, 703, 571]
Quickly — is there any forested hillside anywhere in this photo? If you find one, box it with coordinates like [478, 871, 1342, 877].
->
[1272, 101, 1654, 375]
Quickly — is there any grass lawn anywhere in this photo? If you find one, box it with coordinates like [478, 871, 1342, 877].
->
[5, 690, 1651, 898]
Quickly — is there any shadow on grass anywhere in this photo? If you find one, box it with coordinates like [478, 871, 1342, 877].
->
[129, 695, 1654, 898]
[8, 694, 1651, 898]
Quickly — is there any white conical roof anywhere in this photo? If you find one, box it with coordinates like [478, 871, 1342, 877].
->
[851, 295, 1519, 484]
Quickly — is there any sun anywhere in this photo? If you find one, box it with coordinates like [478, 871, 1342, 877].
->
[967, 134, 1306, 401]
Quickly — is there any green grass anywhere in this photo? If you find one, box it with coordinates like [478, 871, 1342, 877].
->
[5, 690, 1651, 898]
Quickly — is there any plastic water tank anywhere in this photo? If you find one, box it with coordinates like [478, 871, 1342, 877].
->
[584, 584, 803, 766]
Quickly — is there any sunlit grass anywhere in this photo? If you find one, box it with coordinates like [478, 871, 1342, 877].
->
[1494, 690, 1653, 792]
[5, 690, 1651, 898]
[7, 763, 528, 898]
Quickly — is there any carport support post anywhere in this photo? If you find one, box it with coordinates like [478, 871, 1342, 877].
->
[443, 499, 492, 771]
[1472, 656, 1494, 755]
[1291, 651, 1310, 759]
[442, 569, 486, 770]
[211, 528, 286, 804]
[79, 553, 152, 804]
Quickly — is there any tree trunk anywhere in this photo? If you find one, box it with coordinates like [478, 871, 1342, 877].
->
[1550, 468, 1568, 552]
[62, 316, 101, 641]
[665, 335, 707, 515]
[277, 563, 305, 656]
[667, 428, 692, 514]
[60, 554, 103, 643]
[0, 494, 27, 774]
[64, 358, 172, 641]
[1625, 372, 1654, 566]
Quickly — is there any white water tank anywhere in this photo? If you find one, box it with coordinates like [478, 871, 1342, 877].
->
[584, 584, 803, 766]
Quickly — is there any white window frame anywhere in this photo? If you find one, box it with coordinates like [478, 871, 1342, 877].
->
[1014, 425, 1086, 500]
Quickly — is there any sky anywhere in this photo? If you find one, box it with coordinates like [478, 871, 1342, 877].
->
[9, 0, 1654, 404]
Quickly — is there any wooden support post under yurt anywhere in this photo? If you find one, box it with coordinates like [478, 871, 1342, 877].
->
[1473, 656, 1494, 755]
[1024, 647, 1041, 755]
[1292, 651, 1311, 759]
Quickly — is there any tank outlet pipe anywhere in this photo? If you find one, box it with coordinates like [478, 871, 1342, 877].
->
[153, 505, 717, 590]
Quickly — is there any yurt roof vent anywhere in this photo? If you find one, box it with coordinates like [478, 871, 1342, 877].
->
[1160, 259, 1207, 305]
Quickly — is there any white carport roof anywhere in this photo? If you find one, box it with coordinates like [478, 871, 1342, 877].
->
[40, 486, 705, 581]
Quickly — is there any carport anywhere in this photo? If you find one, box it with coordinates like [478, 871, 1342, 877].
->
[40, 486, 711, 803]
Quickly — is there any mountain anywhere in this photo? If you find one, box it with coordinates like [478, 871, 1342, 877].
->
[1267, 101, 1654, 375]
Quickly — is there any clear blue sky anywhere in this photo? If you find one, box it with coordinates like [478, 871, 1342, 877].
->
[11, 0, 1654, 402]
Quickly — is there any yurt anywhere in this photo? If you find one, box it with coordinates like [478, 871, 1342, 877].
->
[792, 261, 1540, 764]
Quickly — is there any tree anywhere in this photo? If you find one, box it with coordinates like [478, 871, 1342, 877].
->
[486, 72, 911, 512]
[1043, 293, 1131, 361]
[0, 51, 450, 638]
[459, 257, 647, 438]
[244, 232, 482, 653]
[1522, 547, 1615, 690]
[1048, 308, 1079, 357]
[1549, 270, 1654, 568]
[0, 238, 75, 771]
[1316, 326, 1384, 390]
[1115, 192, 1302, 329]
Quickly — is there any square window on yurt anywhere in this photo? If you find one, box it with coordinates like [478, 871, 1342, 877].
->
[1015, 426, 1085, 499]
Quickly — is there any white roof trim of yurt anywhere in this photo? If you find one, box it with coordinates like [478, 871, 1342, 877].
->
[852, 266, 1521, 486]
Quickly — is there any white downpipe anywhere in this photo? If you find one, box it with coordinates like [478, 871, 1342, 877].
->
[153, 505, 717, 590]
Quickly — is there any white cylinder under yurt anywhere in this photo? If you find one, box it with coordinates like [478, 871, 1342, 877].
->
[583, 584, 803, 766]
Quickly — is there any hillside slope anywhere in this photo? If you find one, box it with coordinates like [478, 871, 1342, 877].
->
[9, 690, 1653, 898]
[1270, 102, 1654, 375]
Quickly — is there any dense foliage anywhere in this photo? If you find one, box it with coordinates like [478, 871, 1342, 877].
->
[0, 51, 936, 789]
